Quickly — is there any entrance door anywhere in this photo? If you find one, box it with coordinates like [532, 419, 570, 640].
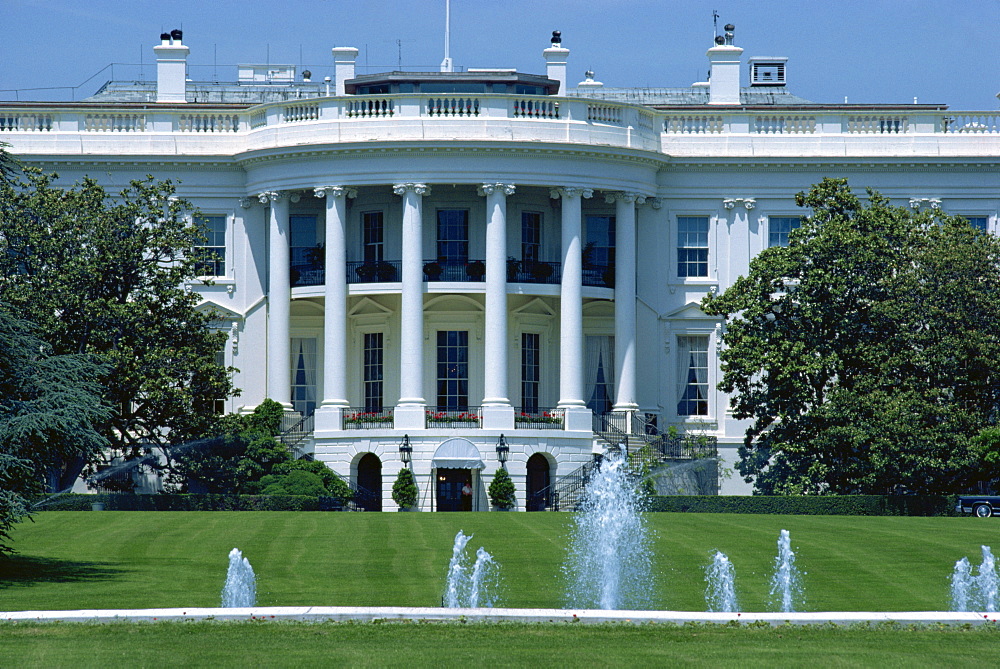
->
[437, 469, 472, 511]
[526, 454, 551, 511]
[356, 453, 382, 512]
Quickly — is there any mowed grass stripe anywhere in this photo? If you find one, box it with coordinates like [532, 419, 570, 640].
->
[3, 512, 998, 612]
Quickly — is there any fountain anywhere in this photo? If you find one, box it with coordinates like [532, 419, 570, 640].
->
[950, 557, 974, 612]
[769, 529, 803, 612]
[705, 551, 739, 612]
[564, 450, 654, 610]
[221, 547, 256, 608]
[975, 546, 998, 611]
[443, 531, 501, 608]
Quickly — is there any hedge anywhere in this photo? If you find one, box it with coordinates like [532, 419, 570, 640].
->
[30, 494, 349, 512]
[646, 495, 960, 516]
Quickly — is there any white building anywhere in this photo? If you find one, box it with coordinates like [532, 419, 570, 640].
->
[3, 27, 999, 509]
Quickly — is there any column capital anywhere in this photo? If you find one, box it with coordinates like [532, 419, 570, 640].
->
[604, 191, 646, 205]
[549, 187, 593, 200]
[257, 190, 287, 204]
[646, 197, 663, 210]
[392, 182, 431, 196]
[314, 185, 358, 199]
[723, 197, 756, 210]
[239, 197, 256, 209]
[478, 182, 516, 196]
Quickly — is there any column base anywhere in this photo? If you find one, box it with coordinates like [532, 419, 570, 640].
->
[394, 404, 428, 430]
[481, 404, 515, 430]
[559, 405, 593, 432]
[314, 404, 346, 433]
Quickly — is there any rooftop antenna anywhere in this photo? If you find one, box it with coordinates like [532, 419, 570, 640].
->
[440, 0, 454, 73]
[712, 9, 720, 41]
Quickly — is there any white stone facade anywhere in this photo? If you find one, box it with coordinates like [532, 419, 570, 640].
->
[3, 30, 999, 509]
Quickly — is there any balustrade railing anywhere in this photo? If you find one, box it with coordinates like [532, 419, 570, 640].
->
[426, 96, 480, 117]
[664, 114, 724, 134]
[347, 259, 401, 283]
[513, 98, 559, 118]
[284, 103, 319, 122]
[514, 407, 565, 430]
[84, 113, 145, 132]
[753, 114, 816, 134]
[177, 113, 240, 132]
[343, 407, 394, 429]
[347, 97, 394, 118]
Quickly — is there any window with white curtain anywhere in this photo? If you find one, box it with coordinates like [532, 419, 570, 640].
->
[585, 335, 615, 415]
[677, 335, 709, 416]
[290, 337, 318, 416]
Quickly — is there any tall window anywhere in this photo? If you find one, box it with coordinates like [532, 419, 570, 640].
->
[965, 216, 988, 232]
[436, 330, 469, 411]
[584, 215, 616, 268]
[768, 216, 802, 247]
[362, 211, 384, 262]
[290, 337, 318, 417]
[437, 210, 469, 264]
[521, 332, 540, 412]
[677, 216, 709, 277]
[585, 335, 615, 415]
[195, 215, 226, 277]
[290, 215, 321, 285]
[212, 349, 227, 414]
[363, 332, 384, 412]
[677, 335, 709, 416]
[522, 212, 542, 262]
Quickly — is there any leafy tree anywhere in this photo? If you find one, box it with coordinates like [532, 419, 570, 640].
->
[0, 168, 235, 484]
[0, 142, 18, 184]
[488, 467, 517, 509]
[391, 468, 419, 509]
[0, 304, 110, 553]
[703, 178, 1000, 494]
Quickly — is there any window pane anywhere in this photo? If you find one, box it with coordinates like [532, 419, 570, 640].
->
[363, 332, 384, 412]
[521, 332, 540, 413]
[677, 335, 709, 416]
[522, 211, 542, 262]
[195, 215, 226, 277]
[965, 216, 988, 232]
[436, 330, 469, 410]
[677, 216, 709, 277]
[363, 211, 384, 263]
[437, 210, 469, 264]
[768, 216, 801, 248]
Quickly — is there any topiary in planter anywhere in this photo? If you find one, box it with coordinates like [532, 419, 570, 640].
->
[391, 467, 419, 509]
[488, 467, 516, 510]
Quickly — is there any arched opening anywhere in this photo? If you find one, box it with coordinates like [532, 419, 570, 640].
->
[526, 453, 552, 511]
[356, 453, 382, 512]
[432, 438, 485, 511]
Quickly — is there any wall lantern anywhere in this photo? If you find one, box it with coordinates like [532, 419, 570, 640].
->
[399, 434, 412, 465]
[496, 434, 509, 466]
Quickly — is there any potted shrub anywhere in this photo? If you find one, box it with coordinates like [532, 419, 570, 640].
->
[392, 467, 419, 511]
[423, 261, 442, 281]
[506, 257, 520, 281]
[375, 261, 397, 281]
[601, 266, 615, 288]
[488, 467, 516, 511]
[528, 260, 554, 281]
[465, 260, 485, 280]
[356, 262, 378, 282]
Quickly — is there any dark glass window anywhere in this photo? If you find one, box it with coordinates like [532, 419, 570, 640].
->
[362, 211, 384, 262]
[521, 332, 540, 413]
[965, 216, 989, 232]
[195, 215, 226, 276]
[768, 216, 802, 248]
[522, 211, 542, 262]
[677, 336, 709, 416]
[437, 210, 469, 264]
[436, 330, 469, 411]
[677, 216, 709, 278]
[422, 83, 487, 93]
[584, 215, 615, 268]
[363, 332, 384, 412]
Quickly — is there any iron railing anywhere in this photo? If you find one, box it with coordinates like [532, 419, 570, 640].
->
[425, 407, 483, 428]
[347, 260, 401, 283]
[422, 259, 486, 282]
[506, 259, 561, 284]
[342, 407, 394, 429]
[582, 263, 615, 288]
[515, 407, 565, 429]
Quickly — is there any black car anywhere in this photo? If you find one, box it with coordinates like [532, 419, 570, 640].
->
[956, 495, 1000, 517]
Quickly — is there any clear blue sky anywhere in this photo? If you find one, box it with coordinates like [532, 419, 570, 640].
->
[3, 0, 998, 109]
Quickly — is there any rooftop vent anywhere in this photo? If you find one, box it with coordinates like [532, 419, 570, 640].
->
[749, 57, 787, 87]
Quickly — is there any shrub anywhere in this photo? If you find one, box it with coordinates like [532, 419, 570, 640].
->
[488, 467, 516, 509]
[646, 495, 959, 516]
[391, 468, 419, 508]
[263, 470, 327, 496]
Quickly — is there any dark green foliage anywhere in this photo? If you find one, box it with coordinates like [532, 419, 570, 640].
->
[262, 470, 327, 496]
[391, 468, 419, 508]
[33, 494, 326, 511]
[646, 495, 958, 516]
[0, 305, 110, 553]
[0, 168, 236, 476]
[488, 467, 517, 509]
[703, 178, 1000, 494]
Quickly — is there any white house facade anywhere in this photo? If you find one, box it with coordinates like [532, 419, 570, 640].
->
[3, 27, 999, 509]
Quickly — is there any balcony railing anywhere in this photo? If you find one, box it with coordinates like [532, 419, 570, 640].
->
[514, 407, 565, 429]
[506, 259, 561, 284]
[423, 259, 486, 282]
[343, 407, 394, 429]
[582, 263, 615, 288]
[426, 407, 483, 428]
[291, 258, 324, 287]
[347, 260, 401, 283]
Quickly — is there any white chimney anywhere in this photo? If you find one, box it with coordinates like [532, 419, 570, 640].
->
[543, 31, 569, 95]
[707, 24, 743, 105]
[332, 47, 359, 96]
[154, 29, 189, 103]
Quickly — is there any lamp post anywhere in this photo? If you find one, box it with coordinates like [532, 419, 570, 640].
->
[496, 434, 509, 467]
[399, 434, 412, 466]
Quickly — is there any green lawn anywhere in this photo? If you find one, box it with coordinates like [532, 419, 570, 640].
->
[1, 512, 996, 613]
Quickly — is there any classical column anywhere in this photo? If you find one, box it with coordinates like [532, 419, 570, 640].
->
[551, 186, 592, 431]
[313, 185, 356, 432]
[262, 190, 293, 411]
[393, 183, 430, 429]
[480, 182, 515, 430]
[608, 192, 643, 412]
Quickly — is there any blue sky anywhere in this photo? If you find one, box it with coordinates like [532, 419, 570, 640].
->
[3, 0, 998, 109]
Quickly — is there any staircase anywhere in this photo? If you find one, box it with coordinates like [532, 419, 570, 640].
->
[278, 412, 315, 458]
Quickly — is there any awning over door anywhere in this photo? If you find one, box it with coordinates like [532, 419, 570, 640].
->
[431, 438, 485, 470]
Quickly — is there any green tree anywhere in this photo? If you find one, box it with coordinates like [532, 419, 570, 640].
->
[0, 304, 110, 553]
[488, 467, 516, 509]
[391, 468, 419, 509]
[703, 178, 1000, 494]
[0, 168, 235, 484]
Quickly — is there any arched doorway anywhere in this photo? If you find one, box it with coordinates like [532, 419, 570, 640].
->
[356, 453, 382, 512]
[432, 438, 485, 511]
[526, 453, 551, 511]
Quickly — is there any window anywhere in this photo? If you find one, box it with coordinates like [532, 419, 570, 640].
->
[965, 216, 988, 232]
[677, 335, 709, 416]
[585, 335, 615, 415]
[677, 216, 709, 278]
[521, 332, 540, 413]
[363, 332, 384, 412]
[437, 210, 469, 264]
[768, 216, 802, 248]
[290, 337, 318, 417]
[436, 330, 469, 411]
[584, 215, 615, 268]
[195, 215, 226, 277]
[212, 350, 226, 414]
[522, 211, 542, 262]
[362, 211, 384, 262]
[290, 215, 322, 286]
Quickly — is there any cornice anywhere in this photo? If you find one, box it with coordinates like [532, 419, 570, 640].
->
[17, 156, 242, 171]
[661, 158, 1000, 172]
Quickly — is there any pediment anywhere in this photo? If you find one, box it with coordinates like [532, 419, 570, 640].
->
[663, 302, 713, 320]
[196, 300, 242, 320]
[512, 298, 555, 317]
[349, 297, 393, 317]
